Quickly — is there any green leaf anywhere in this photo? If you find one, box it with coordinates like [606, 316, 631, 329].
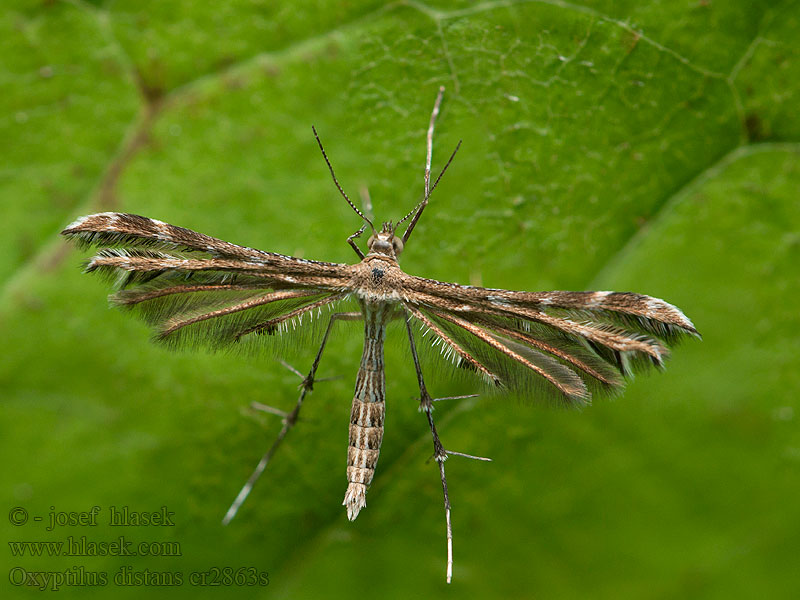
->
[3, 1, 799, 598]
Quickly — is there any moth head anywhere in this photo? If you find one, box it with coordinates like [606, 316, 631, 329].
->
[367, 222, 404, 258]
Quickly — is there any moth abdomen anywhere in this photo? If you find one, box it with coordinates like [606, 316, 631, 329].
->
[343, 309, 388, 521]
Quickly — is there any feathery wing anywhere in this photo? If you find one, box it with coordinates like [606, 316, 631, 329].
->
[62, 212, 355, 351]
[403, 275, 699, 406]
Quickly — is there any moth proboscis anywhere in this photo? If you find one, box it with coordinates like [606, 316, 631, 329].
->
[61, 87, 699, 583]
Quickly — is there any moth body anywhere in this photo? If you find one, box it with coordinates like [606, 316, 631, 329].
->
[61, 88, 698, 581]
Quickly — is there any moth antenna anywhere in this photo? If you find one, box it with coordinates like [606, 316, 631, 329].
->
[399, 86, 444, 239]
[396, 201, 421, 229]
[428, 140, 461, 197]
[312, 126, 375, 233]
[401, 140, 462, 244]
[358, 185, 375, 223]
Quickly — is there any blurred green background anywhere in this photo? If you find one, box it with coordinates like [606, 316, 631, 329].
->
[2, 1, 799, 598]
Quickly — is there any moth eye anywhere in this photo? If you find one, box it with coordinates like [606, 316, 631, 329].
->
[367, 235, 376, 248]
[392, 236, 404, 255]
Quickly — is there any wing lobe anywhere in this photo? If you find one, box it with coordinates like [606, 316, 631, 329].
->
[471, 316, 623, 388]
[405, 277, 698, 340]
[158, 289, 322, 338]
[62, 212, 346, 270]
[403, 303, 500, 386]
[233, 293, 348, 341]
[406, 288, 668, 365]
[424, 308, 589, 401]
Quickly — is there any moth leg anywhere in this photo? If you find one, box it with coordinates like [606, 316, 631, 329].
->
[273, 359, 342, 387]
[404, 311, 454, 583]
[249, 359, 343, 418]
[244, 362, 304, 419]
[222, 311, 363, 525]
[250, 400, 290, 419]
[300, 311, 362, 392]
[347, 223, 367, 260]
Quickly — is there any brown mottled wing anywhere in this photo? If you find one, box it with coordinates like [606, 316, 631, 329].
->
[62, 212, 355, 351]
[402, 275, 699, 406]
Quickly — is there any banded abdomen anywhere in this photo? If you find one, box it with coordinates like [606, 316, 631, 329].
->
[343, 302, 392, 520]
